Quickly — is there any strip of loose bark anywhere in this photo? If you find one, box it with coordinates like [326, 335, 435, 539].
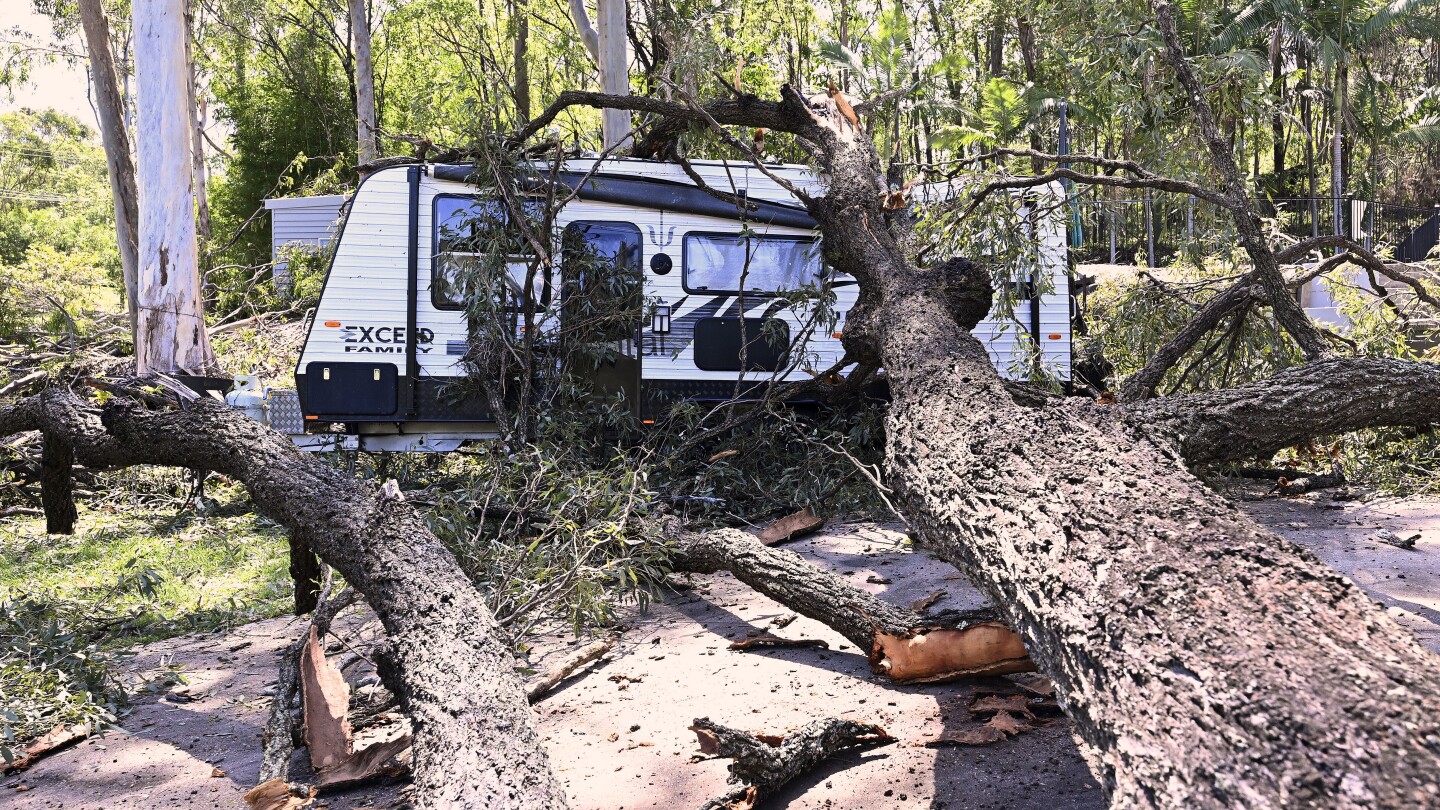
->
[525, 636, 617, 703]
[691, 717, 894, 810]
[670, 525, 1034, 682]
[0, 387, 566, 809]
[243, 778, 315, 810]
[259, 589, 359, 783]
[756, 506, 824, 546]
[1, 723, 90, 774]
[301, 624, 353, 772]
[728, 635, 829, 651]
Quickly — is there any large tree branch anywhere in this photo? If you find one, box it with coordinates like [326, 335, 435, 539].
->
[1150, 0, 1332, 360]
[1115, 357, 1440, 465]
[516, 89, 822, 147]
[0, 387, 565, 809]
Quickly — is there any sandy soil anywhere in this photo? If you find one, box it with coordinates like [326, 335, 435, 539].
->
[2, 492, 1436, 809]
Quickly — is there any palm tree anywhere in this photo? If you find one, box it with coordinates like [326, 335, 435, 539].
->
[1213, 0, 1440, 231]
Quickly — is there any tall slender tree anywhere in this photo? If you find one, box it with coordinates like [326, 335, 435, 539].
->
[132, 0, 214, 374]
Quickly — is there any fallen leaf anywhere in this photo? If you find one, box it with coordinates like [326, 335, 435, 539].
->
[968, 694, 1035, 720]
[211, 766, 227, 778]
[729, 635, 829, 651]
[1, 723, 90, 774]
[924, 710, 1030, 747]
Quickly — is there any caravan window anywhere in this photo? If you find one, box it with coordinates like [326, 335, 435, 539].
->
[432, 195, 545, 310]
[682, 233, 823, 295]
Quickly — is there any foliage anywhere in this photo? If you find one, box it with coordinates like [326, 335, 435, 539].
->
[1083, 257, 1305, 393]
[0, 596, 123, 760]
[0, 481, 292, 642]
[0, 110, 123, 350]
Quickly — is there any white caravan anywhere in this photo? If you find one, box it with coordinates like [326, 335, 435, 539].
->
[279, 159, 1071, 451]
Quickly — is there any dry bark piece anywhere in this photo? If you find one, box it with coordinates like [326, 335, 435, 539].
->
[1, 723, 90, 773]
[526, 636, 617, 703]
[315, 734, 413, 791]
[909, 589, 946, 612]
[756, 507, 824, 546]
[1373, 529, 1420, 550]
[872, 624, 1033, 683]
[300, 625, 353, 772]
[729, 635, 829, 651]
[691, 716, 894, 810]
[925, 711, 1030, 747]
[243, 778, 315, 810]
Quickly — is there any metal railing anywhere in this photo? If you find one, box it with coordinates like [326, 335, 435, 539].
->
[1065, 193, 1440, 266]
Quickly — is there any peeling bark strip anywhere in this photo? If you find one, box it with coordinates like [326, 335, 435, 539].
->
[0, 388, 566, 809]
[671, 527, 1034, 682]
[691, 717, 894, 810]
[525, 86, 1440, 806]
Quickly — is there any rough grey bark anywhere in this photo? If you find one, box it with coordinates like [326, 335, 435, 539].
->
[76, 0, 140, 334]
[691, 716, 894, 810]
[0, 387, 567, 809]
[524, 83, 1440, 807]
[1116, 357, 1440, 466]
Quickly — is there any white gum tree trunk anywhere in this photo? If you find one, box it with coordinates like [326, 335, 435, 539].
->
[596, 0, 631, 150]
[349, 0, 377, 164]
[132, 0, 214, 375]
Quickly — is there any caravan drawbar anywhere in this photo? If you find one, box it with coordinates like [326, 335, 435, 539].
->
[280, 159, 1072, 451]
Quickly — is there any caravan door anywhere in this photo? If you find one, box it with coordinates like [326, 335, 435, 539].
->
[562, 220, 643, 414]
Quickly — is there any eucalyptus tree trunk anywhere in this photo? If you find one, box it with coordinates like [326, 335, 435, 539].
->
[512, 0, 531, 124]
[133, 0, 214, 374]
[76, 0, 139, 336]
[596, 0, 631, 149]
[349, 0, 378, 164]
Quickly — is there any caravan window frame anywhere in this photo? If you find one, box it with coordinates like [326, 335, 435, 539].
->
[430, 193, 548, 312]
[680, 231, 823, 297]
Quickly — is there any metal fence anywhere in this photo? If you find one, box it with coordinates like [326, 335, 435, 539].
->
[1066, 192, 1440, 266]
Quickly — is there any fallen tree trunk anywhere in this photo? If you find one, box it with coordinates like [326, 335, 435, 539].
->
[529, 84, 1440, 806]
[671, 526, 1033, 682]
[0, 387, 566, 809]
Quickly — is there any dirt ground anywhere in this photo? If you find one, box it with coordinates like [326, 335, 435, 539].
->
[2, 490, 1436, 810]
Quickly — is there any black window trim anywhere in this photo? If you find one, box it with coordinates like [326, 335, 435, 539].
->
[429, 192, 549, 312]
[680, 230, 823, 297]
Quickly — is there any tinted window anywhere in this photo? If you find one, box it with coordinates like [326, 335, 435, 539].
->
[432, 196, 544, 309]
[682, 233, 822, 295]
[563, 221, 643, 342]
